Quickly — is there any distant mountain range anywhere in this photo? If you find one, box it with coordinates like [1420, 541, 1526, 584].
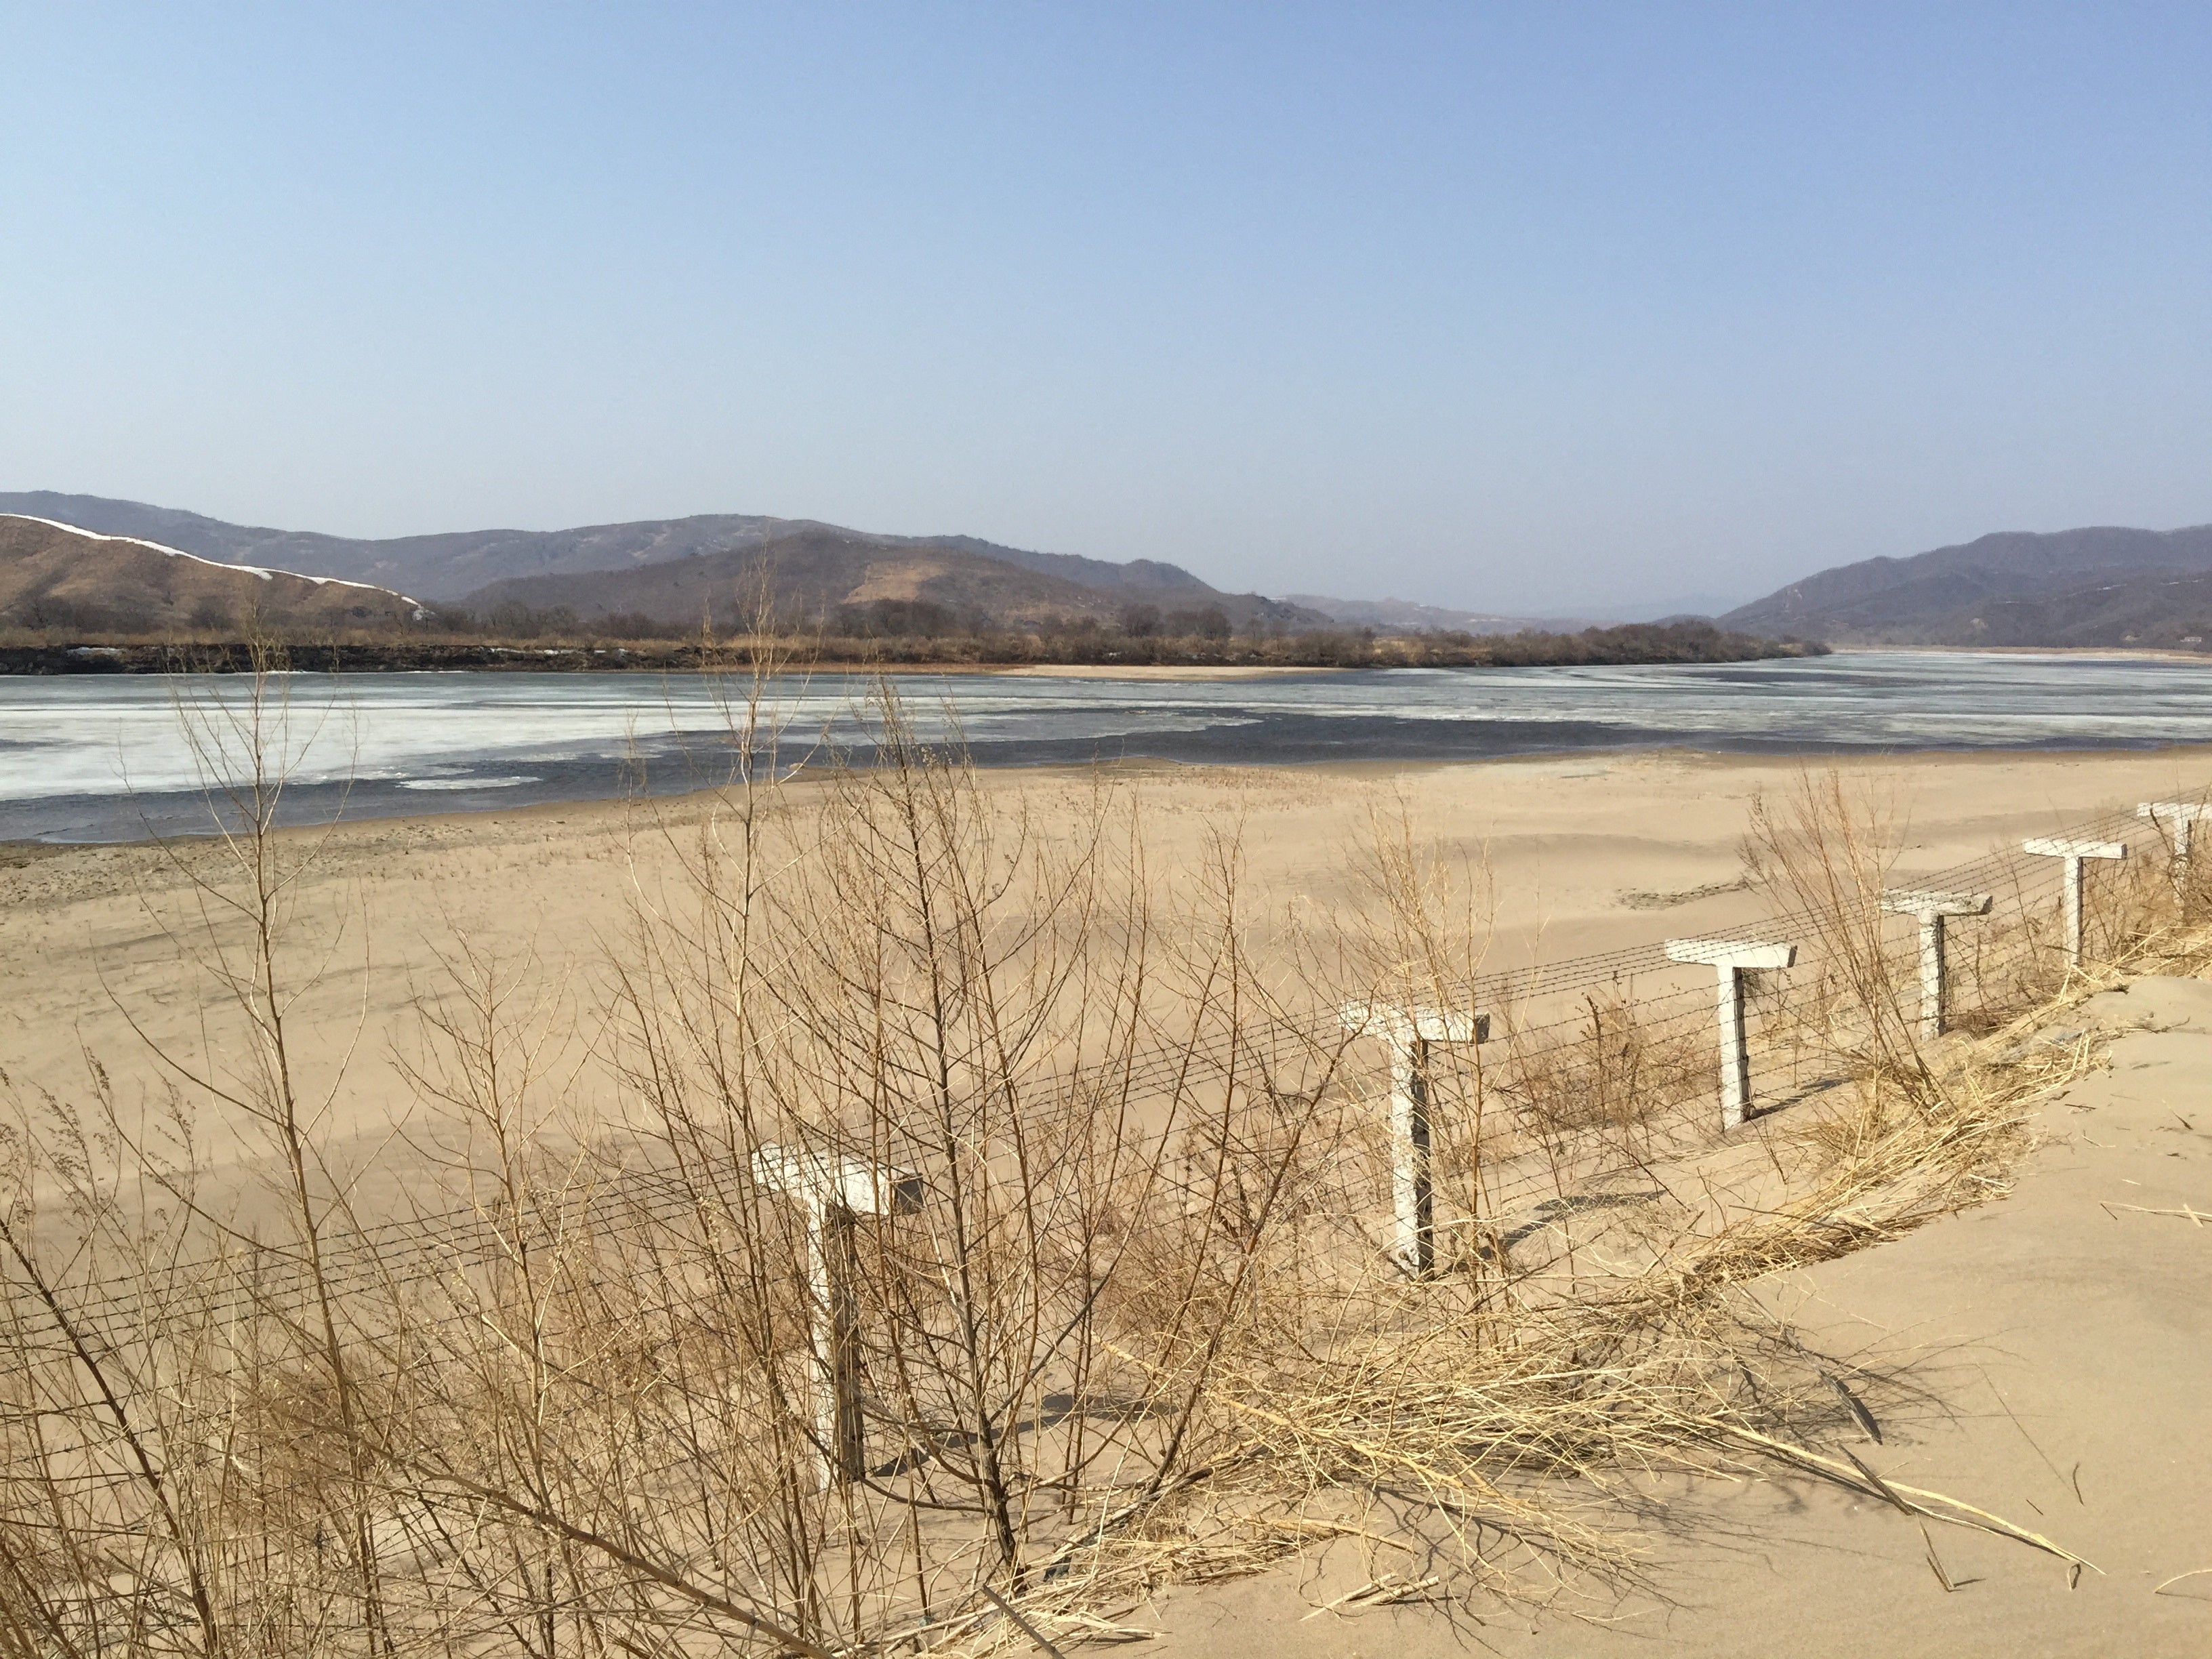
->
[465, 525, 1309, 631]
[1722, 525, 2212, 649]
[16, 487, 2212, 651]
[1299, 522, 2212, 649]
[0, 491, 1324, 632]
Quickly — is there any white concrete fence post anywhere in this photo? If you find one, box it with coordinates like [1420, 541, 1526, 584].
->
[2138, 802, 2212, 909]
[1879, 890, 1992, 1042]
[2022, 838, 2127, 968]
[1341, 1002, 1489, 1277]
[752, 1143, 926, 1486]
[1663, 938, 1798, 1130]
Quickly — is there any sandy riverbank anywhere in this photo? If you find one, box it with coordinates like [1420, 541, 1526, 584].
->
[7, 744, 2211, 1157]
[5, 743, 2209, 1649]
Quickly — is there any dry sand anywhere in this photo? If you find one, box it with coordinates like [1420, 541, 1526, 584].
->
[3, 742, 2210, 1651]
[3, 743, 2206, 1166]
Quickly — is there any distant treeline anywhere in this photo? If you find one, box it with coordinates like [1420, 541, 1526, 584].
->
[0, 619, 1823, 675]
[331, 598, 1826, 668]
[428, 597, 1245, 642]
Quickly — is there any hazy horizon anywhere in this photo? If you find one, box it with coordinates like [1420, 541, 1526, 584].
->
[8, 5, 2212, 616]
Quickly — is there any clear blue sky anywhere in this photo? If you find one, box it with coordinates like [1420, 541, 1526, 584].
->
[5, 4, 2211, 615]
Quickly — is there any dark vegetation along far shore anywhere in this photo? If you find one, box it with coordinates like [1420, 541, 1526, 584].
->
[0, 611, 1824, 675]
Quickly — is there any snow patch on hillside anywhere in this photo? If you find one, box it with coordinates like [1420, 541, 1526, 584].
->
[1, 514, 430, 618]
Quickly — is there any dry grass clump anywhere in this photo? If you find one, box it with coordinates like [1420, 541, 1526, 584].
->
[1488, 990, 1716, 1147]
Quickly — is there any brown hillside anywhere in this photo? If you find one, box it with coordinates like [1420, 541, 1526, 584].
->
[458, 527, 1294, 629]
[1720, 522, 2212, 646]
[0, 515, 428, 634]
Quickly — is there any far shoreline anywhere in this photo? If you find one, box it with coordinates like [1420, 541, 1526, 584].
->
[0, 619, 1819, 679]
[15, 638, 2211, 679]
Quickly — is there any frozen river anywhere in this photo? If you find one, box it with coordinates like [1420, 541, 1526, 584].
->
[3, 651, 2210, 841]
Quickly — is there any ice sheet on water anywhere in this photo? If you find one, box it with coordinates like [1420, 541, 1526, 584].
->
[3, 653, 2210, 832]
